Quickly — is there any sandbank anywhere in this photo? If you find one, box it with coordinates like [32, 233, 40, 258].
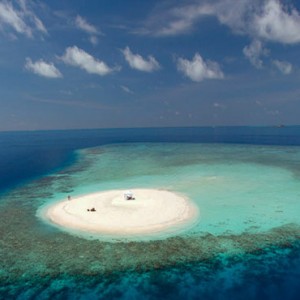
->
[43, 189, 198, 236]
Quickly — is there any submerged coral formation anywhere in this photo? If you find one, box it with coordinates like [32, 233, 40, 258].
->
[1, 143, 300, 298]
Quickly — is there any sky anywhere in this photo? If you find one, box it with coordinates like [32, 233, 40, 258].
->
[1, 0, 300, 131]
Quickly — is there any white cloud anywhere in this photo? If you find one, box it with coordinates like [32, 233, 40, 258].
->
[18, 0, 47, 34]
[243, 40, 269, 68]
[0, 1, 31, 36]
[142, 0, 300, 44]
[89, 36, 98, 45]
[0, 0, 46, 38]
[177, 53, 224, 82]
[272, 60, 293, 75]
[61, 46, 118, 76]
[25, 58, 62, 78]
[122, 47, 160, 72]
[75, 15, 101, 45]
[121, 85, 133, 94]
[253, 0, 300, 44]
[75, 15, 99, 34]
[137, 3, 214, 36]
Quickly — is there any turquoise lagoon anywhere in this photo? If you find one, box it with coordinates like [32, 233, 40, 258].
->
[38, 143, 300, 239]
[1, 141, 300, 299]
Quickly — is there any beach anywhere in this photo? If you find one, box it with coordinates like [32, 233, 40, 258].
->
[44, 189, 198, 235]
[3, 134, 300, 299]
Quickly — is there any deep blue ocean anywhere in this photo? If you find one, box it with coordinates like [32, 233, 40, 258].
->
[1, 126, 300, 299]
[2, 126, 300, 194]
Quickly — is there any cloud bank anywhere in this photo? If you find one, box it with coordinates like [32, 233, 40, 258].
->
[177, 53, 224, 82]
[25, 58, 62, 78]
[122, 47, 160, 72]
[61, 46, 118, 75]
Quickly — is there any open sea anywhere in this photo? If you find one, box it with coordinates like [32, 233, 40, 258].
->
[1, 126, 300, 299]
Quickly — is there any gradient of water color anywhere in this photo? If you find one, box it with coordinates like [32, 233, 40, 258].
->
[1, 127, 300, 299]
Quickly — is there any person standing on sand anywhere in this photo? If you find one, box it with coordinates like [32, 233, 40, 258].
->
[68, 195, 71, 201]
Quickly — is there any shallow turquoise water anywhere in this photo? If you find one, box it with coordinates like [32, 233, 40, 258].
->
[1, 142, 300, 298]
[37, 143, 300, 240]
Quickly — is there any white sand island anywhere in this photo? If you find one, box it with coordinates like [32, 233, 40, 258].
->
[44, 189, 198, 236]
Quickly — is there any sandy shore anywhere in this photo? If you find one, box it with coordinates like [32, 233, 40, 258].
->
[44, 189, 198, 236]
